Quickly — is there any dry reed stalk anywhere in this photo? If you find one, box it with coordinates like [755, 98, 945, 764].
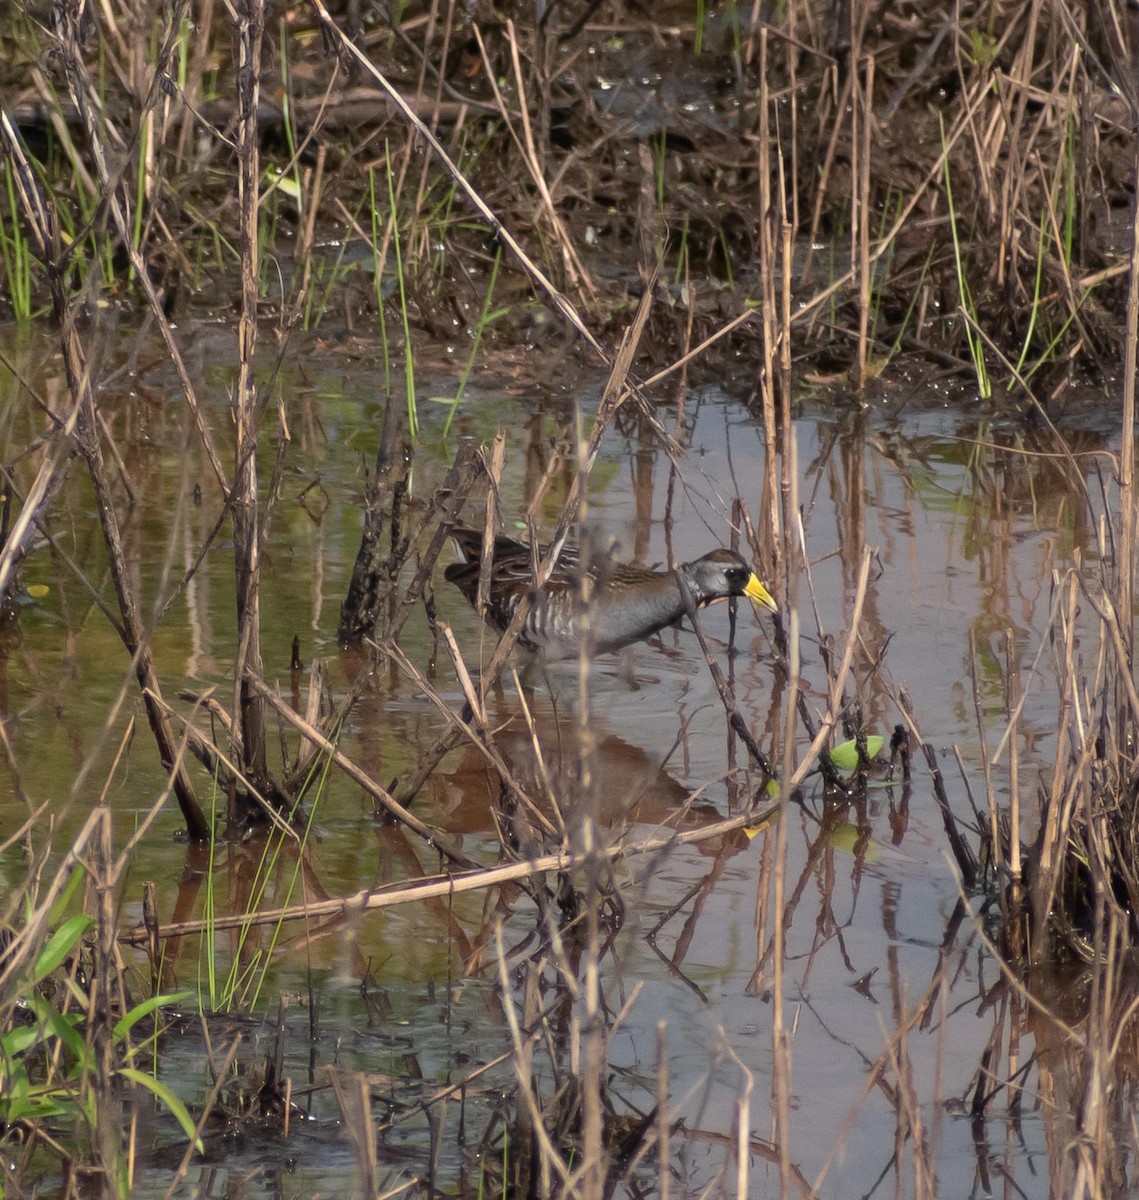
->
[556, 400, 609, 1200]
[855, 55, 874, 389]
[800, 57, 850, 291]
[289, 143, 328, 320]
[173, 0, 216, 172]
[0, 384, 80, 604]
[767, 425, 800, 1193]
[1004, 634, 1023, 888]
[656, 1020, 670, 1200]
[492, 930, 575, 1194]
[439, 623, 487, 728]
[7, 7, 234, 794]
[968, 629, 1003, 885]
[158, 689, 301, 834]
[676, 228, 696, 389]
[714, 1036, 753, 1199]
[340, 425, 481, 650]
[807, 967, 952, 1197]
[245, 675, 480, 868]
[796, 45, 996, 343]
[1025, 512, 1139, 960]
[286, 658, 326, 786]
[0, 112, 208, 840]
[0, 808, 188, 1191]
[308, 0, 607, 363]
[880, 1015, 933, 1198]
[776, 215, 794, 659]
[379, 638, 559, 839]
[508, 964, 540, 1200]
[636, 307, 761, 396]
[456, 283, 656, 701]
[511, 669, 565, 835]
[119, 798, 778, 948]
[0, 809, 101, 996]
[328, 1070, 387, 1195]
[474, 432, 506, 632]
[408, 0, 451, 224]
[25, 63, 98, 195]
[756, 27, 783, 608]
[48, 1, 227, 490]
[17, 22, 239, 821]
[579, 898, 606, 1200]
[501, 20, 595, 296]
[780, 219, 793, 422]
[1119, 85, 1139, 671]
[230, 0, 269, 801]
[994, 1, 1044, 273]
[88, 808, 125, 1188]
[778, 543, 873, 796]
[1066, 905, 1135, 1198]
[784, 0, 803, 233]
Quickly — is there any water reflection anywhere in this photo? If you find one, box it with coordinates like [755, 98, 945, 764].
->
[0, 324, 1129, 1196]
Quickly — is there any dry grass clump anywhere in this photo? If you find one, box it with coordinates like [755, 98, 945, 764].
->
[1019, 552, 1139, 968]
[0, 0, 1134, 385]
[955, 431, 1139, 1196]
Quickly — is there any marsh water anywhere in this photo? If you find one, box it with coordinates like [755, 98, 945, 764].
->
[0, 316, 1123, 1198]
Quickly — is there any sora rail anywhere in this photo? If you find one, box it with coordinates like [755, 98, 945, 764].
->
[444, 527, 777, 660]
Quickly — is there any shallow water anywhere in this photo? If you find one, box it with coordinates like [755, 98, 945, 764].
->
[0, 318, 1123, 1196]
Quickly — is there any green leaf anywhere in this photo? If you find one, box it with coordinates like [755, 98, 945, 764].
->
[0, 1067, 31, 1123]
[48, 869, 89, 928]
[269, 169, 302, 203]
[0, 1062, 79, 1123]
[827, 821, 880, 861]
[829, 736, 885, 772]
[2, 1024, 45, 1057]
[27, 994, 89, 1066]
[33, 915, 94, 984]
[114, 992, 191, 1043]
[11, 1092, 73, 1121]
[118, 1068, 203, 1151]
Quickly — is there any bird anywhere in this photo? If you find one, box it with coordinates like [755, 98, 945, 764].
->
[443, 526, 777, 660]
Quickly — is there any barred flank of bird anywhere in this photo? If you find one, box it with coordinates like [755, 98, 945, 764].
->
[444, 527, 777, 661]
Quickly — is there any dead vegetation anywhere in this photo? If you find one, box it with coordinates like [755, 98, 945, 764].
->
[0, 0, 1138, 1197]
[0, 0, 1135, 384]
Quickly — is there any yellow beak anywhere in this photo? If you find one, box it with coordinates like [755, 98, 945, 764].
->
[744, 574, 778, 614]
